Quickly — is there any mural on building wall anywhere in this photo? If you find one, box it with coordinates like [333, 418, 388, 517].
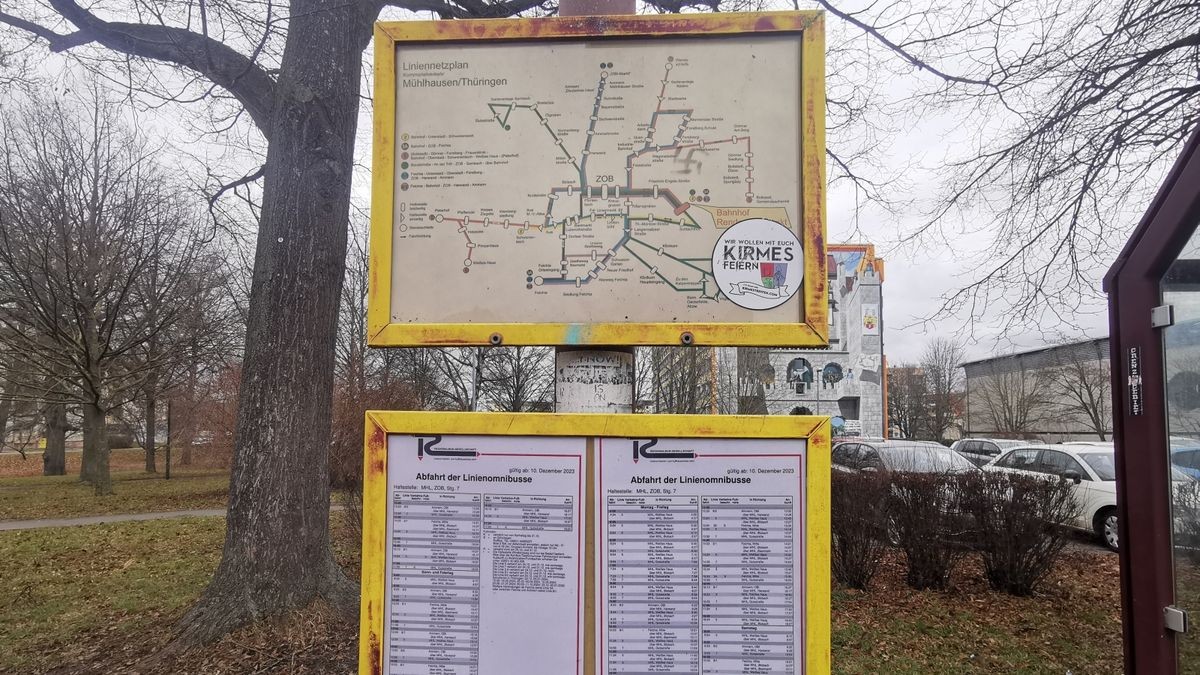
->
[862, 303, 880, 336]
[786, 358, 813, 393]
[733, 244, 886, 437]
[857, 354, 882, 385]
[822, 363, 843, 389]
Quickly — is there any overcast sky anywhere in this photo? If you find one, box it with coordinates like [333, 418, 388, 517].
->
[814, 29, 1122, 365]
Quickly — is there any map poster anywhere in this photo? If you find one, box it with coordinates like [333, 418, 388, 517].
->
[369, 13, 827, 347]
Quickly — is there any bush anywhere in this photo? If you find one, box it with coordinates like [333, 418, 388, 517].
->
[831, 471, 890, 589]
[1173, 481, 1200, 564]
[888, 472, 969, 590]
[328, 376, 420, 540]
[957, 471, 1079, 596]
[105, 430, 135, 450]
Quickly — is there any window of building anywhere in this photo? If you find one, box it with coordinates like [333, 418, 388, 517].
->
[786, 358, 813, 394]
[822, 362, 844, 389]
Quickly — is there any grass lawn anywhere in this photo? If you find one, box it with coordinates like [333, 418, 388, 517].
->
[0, 446, 232, 522]
[0, 517, 226, 674]
[0, 447, 227, 479]
[0, 470, 230, 521]
[832, 550, 1122, 674]
[0, 514, 1122, 674]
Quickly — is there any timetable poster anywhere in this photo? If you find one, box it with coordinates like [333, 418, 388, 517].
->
[385, 434, 587, 675]
[597, 437, 806, 675]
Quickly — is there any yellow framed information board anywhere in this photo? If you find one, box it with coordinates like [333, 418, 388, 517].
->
[369, 12, 827, 347]
[358, 411, 831, 674]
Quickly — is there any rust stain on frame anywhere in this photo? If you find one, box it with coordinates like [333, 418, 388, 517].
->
[379, 11, 823, 41]
[358, 414, 389, 674]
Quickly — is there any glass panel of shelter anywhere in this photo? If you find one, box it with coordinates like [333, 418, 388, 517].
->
[1161, 224, 1200, 672]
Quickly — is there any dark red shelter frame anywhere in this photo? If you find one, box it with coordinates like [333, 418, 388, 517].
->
[1105, 124, 1200, 674]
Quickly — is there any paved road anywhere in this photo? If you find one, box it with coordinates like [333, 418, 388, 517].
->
[0, 509, 227, 531]
[1061, 528, 1116, 554]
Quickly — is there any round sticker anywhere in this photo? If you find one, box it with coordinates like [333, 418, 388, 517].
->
[711, 218, 804, 310]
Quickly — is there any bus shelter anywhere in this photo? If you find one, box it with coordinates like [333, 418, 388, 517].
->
[1105, 124, 1200, 673]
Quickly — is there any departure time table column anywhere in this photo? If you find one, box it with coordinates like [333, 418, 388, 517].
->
[701, 495, 796, 674]
[483, 494, 574, 532]
[390, 491, 482, 675]
[606, 495, 700, 674]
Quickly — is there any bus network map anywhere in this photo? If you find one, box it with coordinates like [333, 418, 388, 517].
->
[389, 36, 804, 325]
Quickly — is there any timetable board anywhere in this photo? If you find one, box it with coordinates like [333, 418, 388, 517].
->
[599, 438, 805, 674]
[358, 412, 830, 675]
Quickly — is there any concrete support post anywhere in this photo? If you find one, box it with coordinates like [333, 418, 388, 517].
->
[554, 0, 637, 417]
[555, 348, 635, 413]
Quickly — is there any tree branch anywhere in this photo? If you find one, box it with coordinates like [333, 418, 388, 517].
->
[0, 1, 278, 136]
[812, 0, 996, 89]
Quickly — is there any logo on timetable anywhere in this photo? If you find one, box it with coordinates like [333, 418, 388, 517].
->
[416, 436, 478, 459]
[633, 438, 696, 462]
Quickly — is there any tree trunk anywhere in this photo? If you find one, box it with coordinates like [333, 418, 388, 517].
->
[176, 395, 194, 466]
[173, 0, 363, 646]
[80, 401, 112, 495]
[180, 347, 199, 466]
[180, 429, 193, 465]
[144, 387, 157, 473]
[43, 402, 66, 476]
[0, 396, 10, 454]
[0, 354, 14, 453]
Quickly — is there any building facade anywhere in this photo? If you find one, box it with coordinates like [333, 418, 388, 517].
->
[962, 337, 1111, 442]
[729, 244, 887, 437]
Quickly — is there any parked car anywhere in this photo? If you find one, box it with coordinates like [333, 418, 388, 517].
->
[832, 440, 978, 475]
[984, 444, 1122, 550]
[949, 438, 1029, 467]
[832, 440, 977, 544]
[1170, 438, 1200, 480]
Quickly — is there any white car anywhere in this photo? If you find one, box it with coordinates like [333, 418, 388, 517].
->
[949, 438, 1030, 467]
[984, 444, 1120, 550]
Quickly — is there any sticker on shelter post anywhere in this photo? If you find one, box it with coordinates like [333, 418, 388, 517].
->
[712, 218, 804, 310]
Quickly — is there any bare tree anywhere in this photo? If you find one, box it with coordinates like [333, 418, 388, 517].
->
[170, 256, 245, 467]
[886, 364, 930, 440]
[974, 365, 1051, 438]
[383, 348, 448, 411]
[433, 348, 494, 412]
[0, 348, 17, 455]
[733, 347, 771, 414]
[1053, 345, 1111, 441]
[0, 93, 203, 494]
[870, 0, 1200, 329]
[335, 220, 372, 406]
[639, 347, 717, 414]
[0, 340, 61, 468]
[483, 347, 554, 412]
[920, 337, 964, 443]
[114, 249, 242, 473]
[0, 0, 563, 644]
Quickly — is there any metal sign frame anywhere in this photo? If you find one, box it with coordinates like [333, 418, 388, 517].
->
[369, 12, 827, 347]
[358, 411, 831, 674]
